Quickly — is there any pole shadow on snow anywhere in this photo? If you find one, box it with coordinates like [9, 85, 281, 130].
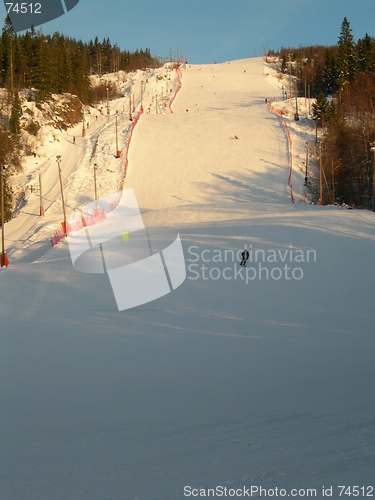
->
[195, 166, 293, 206]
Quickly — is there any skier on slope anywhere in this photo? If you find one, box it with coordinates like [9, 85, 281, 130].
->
[240, 248, 249, 267]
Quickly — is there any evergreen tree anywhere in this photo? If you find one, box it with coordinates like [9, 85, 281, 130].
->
[101, 37, 112, 73]
[357, 33, 375, 74]
[20, 29, 34, 89]
[93, 36, 102, 76]
[71, 41, 92, 103]
[35, 34, 57, 97]
[13, 35, 26, 88]
[281, 54, 287, 74]
[312, 91, 329, 126]
[322, 48, 338, 95]
[1, 16, 14, 88]
[337, 17, 357, 87]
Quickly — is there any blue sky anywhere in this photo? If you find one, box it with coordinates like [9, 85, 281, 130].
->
[2, 0, 375, 63]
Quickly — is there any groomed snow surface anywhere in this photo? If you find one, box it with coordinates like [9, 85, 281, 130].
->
[1, 58, 375, 500]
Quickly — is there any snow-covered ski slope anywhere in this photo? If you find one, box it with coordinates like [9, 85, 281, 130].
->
[1, 58, 375, 500]
[127, 59, 291, 213]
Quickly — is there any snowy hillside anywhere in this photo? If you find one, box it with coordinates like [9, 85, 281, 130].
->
[1, 58, 375, 500]
[3, 65, 181, 264]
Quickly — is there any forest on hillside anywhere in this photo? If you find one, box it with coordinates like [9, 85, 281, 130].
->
[0, 16, 161, 224]
[270, 18, 375, 209]
[0, 17, 160, 102]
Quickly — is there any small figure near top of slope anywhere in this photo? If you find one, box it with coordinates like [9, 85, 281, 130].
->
[240, 248, 249, 267]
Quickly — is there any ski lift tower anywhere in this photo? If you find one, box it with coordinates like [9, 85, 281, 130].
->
[0, 164, 9, 267]
[82, 108, 86, 137]
[370, 143, 375, 212]
[295, 80, 299, 121]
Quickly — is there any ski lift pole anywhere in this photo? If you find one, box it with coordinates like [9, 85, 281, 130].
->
[1, 164, 6, 266]
[115, 111, 118, 157]
[39, 172, 44, 216]
[319, 142, 323, 205]
[82, 108, 86, 137]
[294, 80, 299, 121]
[94, 163, 98, 211]
[141, 80, 144, 111]
[56, 155, 67, 234]
[371, 144, 375, 212]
